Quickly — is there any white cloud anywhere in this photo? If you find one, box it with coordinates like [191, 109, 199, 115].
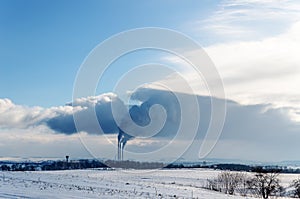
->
[206, 21, 300, 121]
[0, 93, 123, 131]
[0, 98, 51, 128]
[162, 20, 300, 121]
[0, 98, 82, 129]
[0, 126, 102, 159]
[1, 88, 300, 161]
[69, 92, 118, 107]
[194, 0, 300, 41]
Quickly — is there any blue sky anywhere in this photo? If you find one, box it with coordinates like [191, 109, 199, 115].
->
[1, 0, 300, 162]
[1, 0, 299, 107]
[0, 0, 218, 107]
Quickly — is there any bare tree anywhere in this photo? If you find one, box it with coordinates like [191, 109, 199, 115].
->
[207, 171, 247, 195]
[248, 168, 282, 199]
[292, 179, 300, 198]
[235, 173, 250, 196]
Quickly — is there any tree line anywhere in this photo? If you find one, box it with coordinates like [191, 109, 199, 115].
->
[206, 167, 300, 198]
[0, 159, 165, 171]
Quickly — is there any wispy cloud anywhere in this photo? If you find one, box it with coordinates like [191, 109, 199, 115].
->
[194, 0, 300, 41]
[206, 21, 300, 121]
[162, 20, 300, 121]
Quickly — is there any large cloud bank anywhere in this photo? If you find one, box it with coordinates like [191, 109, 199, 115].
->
[0, 88, 299, 161]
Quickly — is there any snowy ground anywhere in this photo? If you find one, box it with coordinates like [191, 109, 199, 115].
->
[0, 168, 299, 198]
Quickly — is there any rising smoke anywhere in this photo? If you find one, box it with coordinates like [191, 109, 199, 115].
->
[1, 89, 300, 161]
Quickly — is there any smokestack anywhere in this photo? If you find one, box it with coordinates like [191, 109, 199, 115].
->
[121, 139, 127, 161]
[120, 142, 123, 161]
[117, 133, 121, 161]
[117, 128, 133, 161]
[117, 140, 120, 161]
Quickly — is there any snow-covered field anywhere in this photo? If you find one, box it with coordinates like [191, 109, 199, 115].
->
[0, 169, 299, 198]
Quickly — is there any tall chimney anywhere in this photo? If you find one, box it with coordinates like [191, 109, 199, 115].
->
[121, 142, 123, 161]
[117, 140, 120, 161]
